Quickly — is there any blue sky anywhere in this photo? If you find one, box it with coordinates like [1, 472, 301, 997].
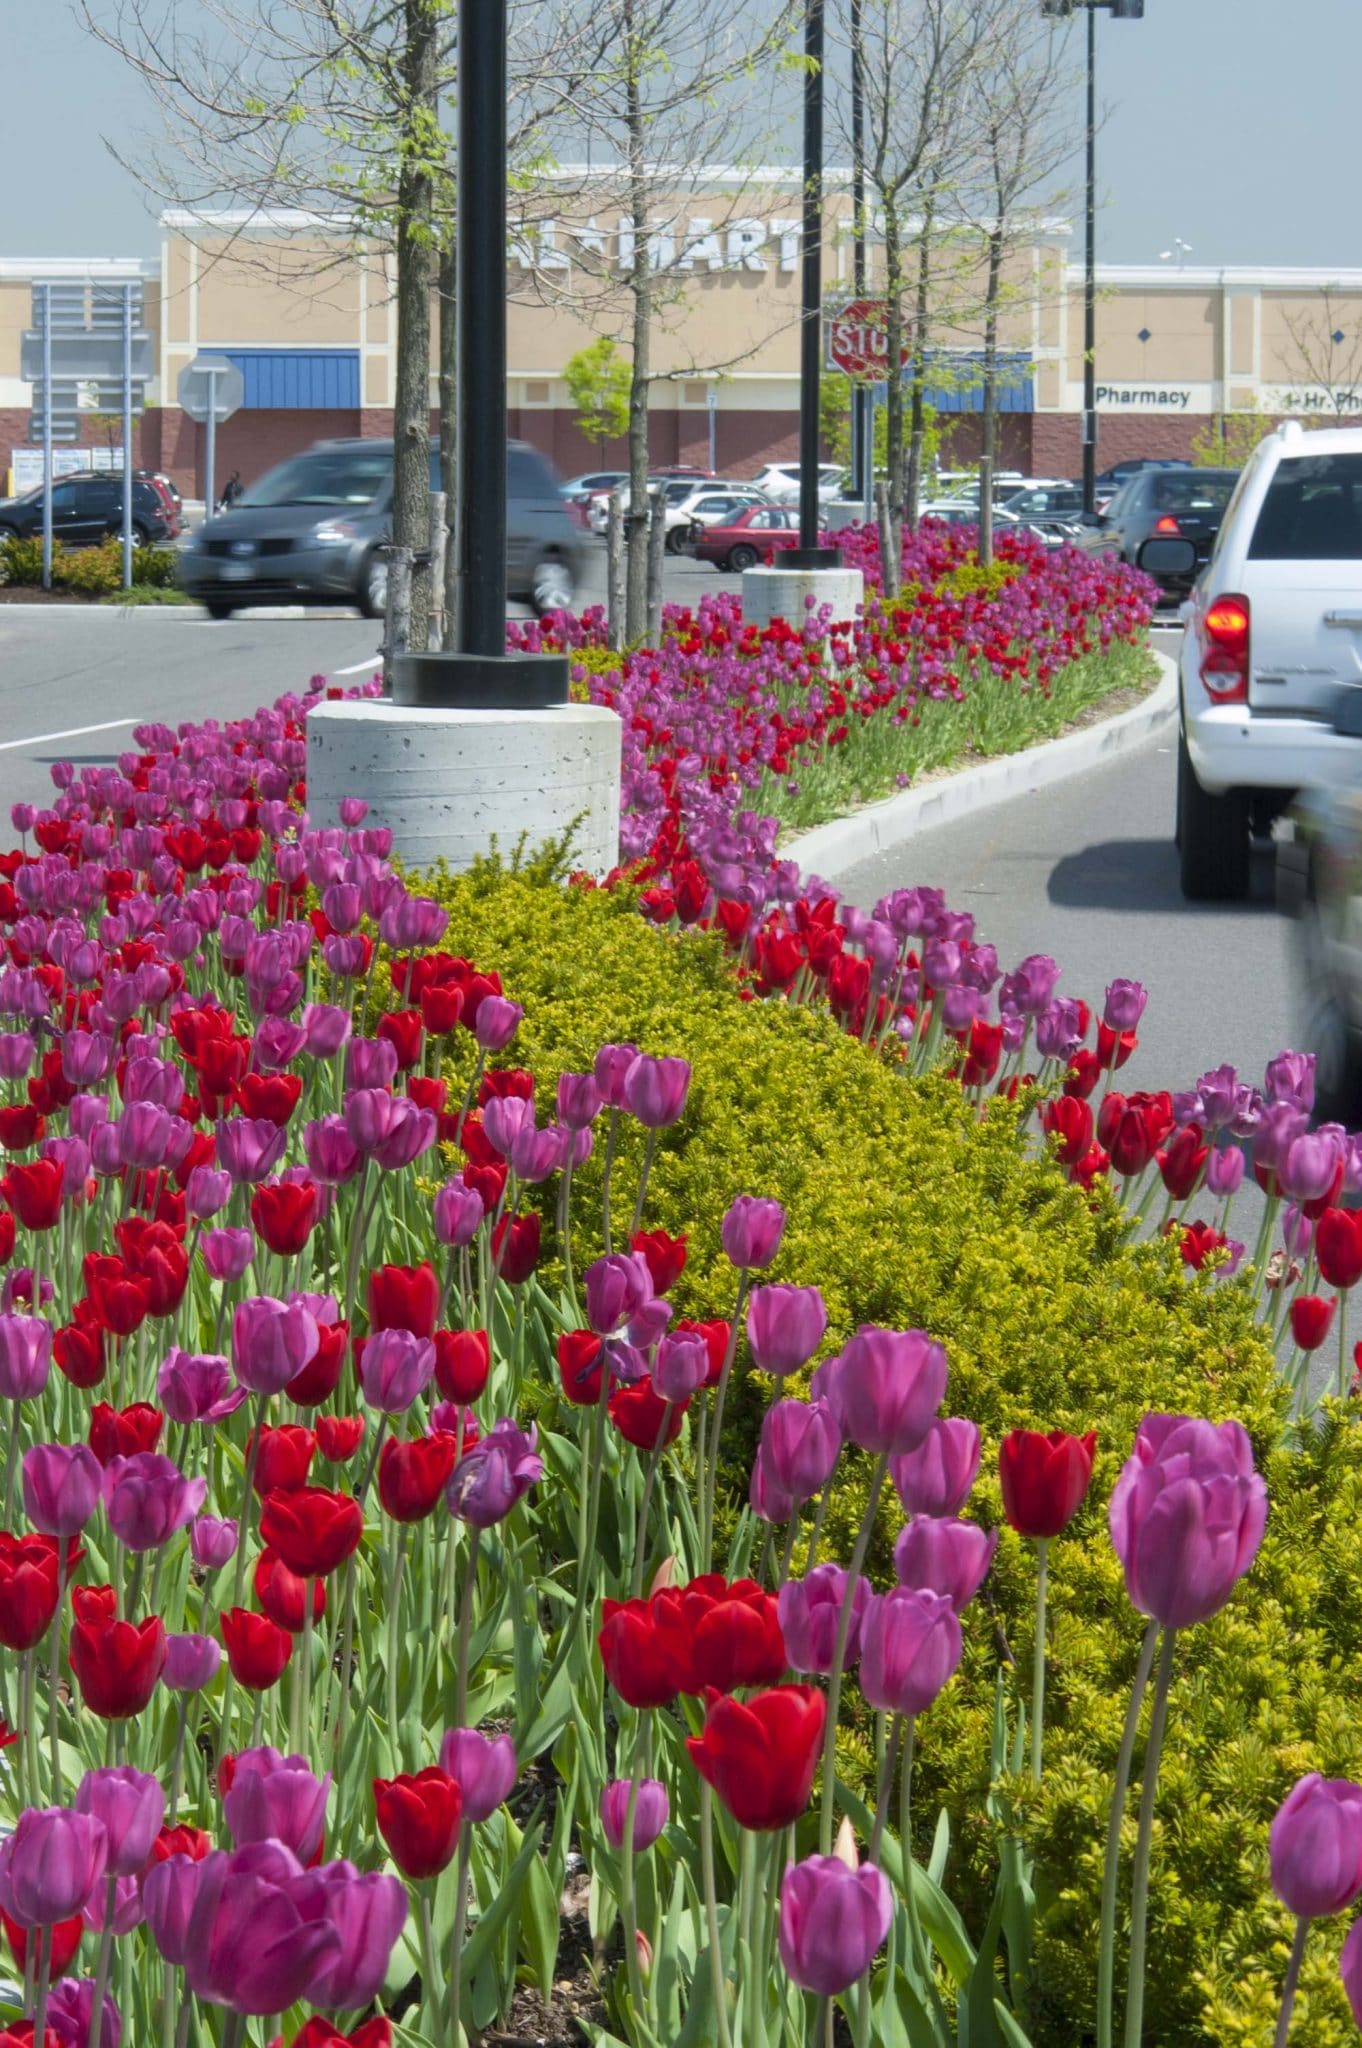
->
[10, 0, 1358, 269]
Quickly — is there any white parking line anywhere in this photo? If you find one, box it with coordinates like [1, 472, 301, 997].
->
[0, 718, 139, 754]
[333, 657, 383, 676]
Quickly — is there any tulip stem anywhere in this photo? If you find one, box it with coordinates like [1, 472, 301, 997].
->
[601, 1108, 620, 1256]
[812, 1994, 833, 2047]
[30, 1928, 53, 2048]
[819, 1453, 889, 1854]
[700, 1273, 750, 1574]
[87, 1874, 117, 2048]
[448, 1823, 473, 2046]
[630, 1417, 673, 1600]
[1122, 1626, 1177, 2048]
[1096, 1619, 1159, 2048]
[1272, 1916, 1309, 2048]
[869, 1712, 904, 1862]
[698, 1783, 734, 2048]
[1339, 1301, 1351, 1401]
[1029, 1539, 1049, 1784]
[621, 1748, 650, 2034]
[453, 1527, 481, 1727]
[45, 1552, 66, 1800]
[170, 1694, 189, 1817]
[419, 1887, 442, 2040]
[386, 1527, 405, 1771]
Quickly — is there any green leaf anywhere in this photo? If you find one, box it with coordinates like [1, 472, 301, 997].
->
[461, 1817, 545, 1983]
[518, 1847, 560, 1999]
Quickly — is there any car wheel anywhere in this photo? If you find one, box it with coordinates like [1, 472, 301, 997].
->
[664, 526, 686, 555]
[204, 601, 236, 621]
[357, 550, 388, 619]
[1177, 724, 1249, 901]
[531, 556, 575, 617]
[728, 544, 759, 571]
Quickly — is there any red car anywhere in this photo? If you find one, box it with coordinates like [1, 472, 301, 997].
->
[688, 502, 805, 571]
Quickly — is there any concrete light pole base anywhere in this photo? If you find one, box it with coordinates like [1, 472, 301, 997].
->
[741, 563, 865, 631]
[306, 699, 622, 878]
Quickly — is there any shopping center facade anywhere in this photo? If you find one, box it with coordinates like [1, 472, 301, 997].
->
[2, 175, 1361, 496]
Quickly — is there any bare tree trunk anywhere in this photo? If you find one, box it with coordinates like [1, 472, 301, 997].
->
[978, 221, 1004, 568]
[645, 483, 666, 641]
[606, 488, 626, 650]
[383, 548, 413, 689]
[623, 0, 652, 644]
[427, 489, 447, 649]
[882, 195, 904, 597]
[437, 231, 458, 649]
[903, 200, 935, 547]
[875, 480, 894, 595]
[393, 0, 439, 655]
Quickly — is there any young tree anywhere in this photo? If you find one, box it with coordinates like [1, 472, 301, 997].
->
[1190, 410, 1271, 468]
[564, 338, 632, 459]
[1278, 287, 1362, 421]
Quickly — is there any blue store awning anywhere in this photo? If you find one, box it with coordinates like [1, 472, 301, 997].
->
[219, 349, 360, 409]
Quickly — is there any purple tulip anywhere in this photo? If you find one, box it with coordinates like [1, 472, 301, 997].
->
[746, 1285, 828, 1376]
[116, 1101, 178, 1172]
[473, 996, 523, 1053]
[1264, 1050, 1315, 1114]
[23, 1442, 103, 1537]
[592, 1042, 640, 1107]
[303, 1116, 362, 1188]
[0, 1806, 108, 1924]
[163, 1632, 222, 1694]
[215, 1117, 288, 1185]
[1102, 978, 1147, 1032]
[858, 1586, 963, 1715]
[438, 1727, 518, 1823]
[1282, 1204, 1314, 1260]
[103, 1454, 206, 1552]
[1279, 1130, 1342, 1204]
[600, 1778, 669, 1853]
[509, 1124, 566, 1183]
[720, 1194, 786, 1271]
[1204, 1144, 1245, 1197]
[623, 1053, 691, 1129]
[304, 1862, 409, 2012]
[446, 1418, 543, 1528]
[778, 1565, 871, 1674]
[0, 1312, 52, 1402]
[343, 1088, 395, 1154]
[345, 1037, 398, 1092]
[370, 1098, 436, 1172]
[74, 1767, 165, 1877]
[998, 954, 1061, 1018]
[758, 1398, 841, 1505]
[232, 1295, 319, 1396]
[190, 1516, 238, 1571]
[653, 1330, 712, 1403]
[48, 1978, 122, 2048]
[482, 1094, 535, 1159]
[1269, 1773, 1362, 1920]
[1035, 999, 1085, 1061]
[556, 1072, 602, 1130]
[157, 1349, 247, 1426]
[141, 1853, 204, 1966]
[185, 1166, 233, 1221]
[778, 1853, 893, 1996]
[224, 1749, 331, 1865]
[434, 1179, 485, 1247]
[889, 1417, 981, 1517]
[1108, 1413, 1268, 1630]
[359, 1328, 435, 1414]
[815, 1327, 948, 1458]
[182, 1841, 343, 2015]
[301, 1003, 352, 1059]
[893, 1515, 997, 1612]
[585, 1253, 653, 1338]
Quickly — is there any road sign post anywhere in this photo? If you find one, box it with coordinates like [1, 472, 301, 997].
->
[121, 284, 133, 590]
[40, 285, 52, 591]
[177, 356, 244, 514]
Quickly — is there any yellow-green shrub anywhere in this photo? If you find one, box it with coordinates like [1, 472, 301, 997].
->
[406, 853, 1359, 2046]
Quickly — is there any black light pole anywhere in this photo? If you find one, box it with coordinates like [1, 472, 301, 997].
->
[850, 0, 871, 517]
[794, 0, 840, 568]
[392, 0, 567, 706]
[1043, 0, 1144, 516]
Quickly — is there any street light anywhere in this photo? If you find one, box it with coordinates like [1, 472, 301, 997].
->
[1159, 238, 1193, 271]
[1041, 0, 1146, 514]
[793, 0, 839, 567]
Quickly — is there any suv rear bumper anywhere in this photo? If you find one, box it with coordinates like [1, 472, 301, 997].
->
[1184, 697, 1362, 797]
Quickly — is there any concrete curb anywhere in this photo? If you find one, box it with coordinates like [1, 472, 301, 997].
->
[781, 649, 1178, 878]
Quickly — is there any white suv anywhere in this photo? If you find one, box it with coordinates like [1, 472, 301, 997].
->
[750, 462, 844, 505]
[1177, 422, 1362, 900]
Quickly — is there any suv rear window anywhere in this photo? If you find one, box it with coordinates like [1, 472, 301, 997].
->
[242, 449, 391, 508]
[1249, 452, 1362, 560]
[1151, 473, 1237, 512]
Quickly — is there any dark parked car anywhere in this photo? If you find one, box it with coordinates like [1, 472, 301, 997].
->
[0, 473, 173, 549]
[687, 502, 805, 571]
[178, 437, 584, 618]
[1079, 467, 1240, 590]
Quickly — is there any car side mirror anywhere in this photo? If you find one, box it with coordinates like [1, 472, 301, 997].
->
[1332, 687, 1362, 740]
[1136, 536, 1198, 578]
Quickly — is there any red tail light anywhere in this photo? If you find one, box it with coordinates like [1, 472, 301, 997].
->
[1199, 593, 1250, 703]
[1153, 514, 1181, 534]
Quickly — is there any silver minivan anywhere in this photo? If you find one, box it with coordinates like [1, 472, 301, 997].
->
[178, 436, 584, 619]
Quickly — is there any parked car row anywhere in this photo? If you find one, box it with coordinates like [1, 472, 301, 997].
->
[0, 470, 181, 550]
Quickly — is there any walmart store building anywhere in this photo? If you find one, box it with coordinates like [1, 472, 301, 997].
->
[2, 184, 1361, 497]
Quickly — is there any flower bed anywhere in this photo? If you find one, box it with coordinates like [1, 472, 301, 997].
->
[510, 526, 1157, 853]
[0, 681, 1358, 2048]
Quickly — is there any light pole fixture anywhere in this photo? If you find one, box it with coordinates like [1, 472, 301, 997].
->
[1041, 0, 1146, 515]
[792, 0, 840, 567]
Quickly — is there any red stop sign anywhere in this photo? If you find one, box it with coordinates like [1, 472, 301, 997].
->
[827, 300, 911, 379]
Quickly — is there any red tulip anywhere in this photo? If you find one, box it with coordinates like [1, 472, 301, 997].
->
[69, 1613, 167, 1718]
[1316, 1208, 1362, 1291]
[315, 1413, 365, 1463]
[419, 983, 464, 1035]
[149, 1823, 213, 1863]
[681, 1576, 787, 1694]
[557, 1330, 604, 1407]
[492, 1211, 540, 1285]
[1157, 1124, 1208, 1201]
[54, 1308, 106, 1389]
[378, 1436, 457, 1522]
[250, 1179, 320, 1256]
[72, 1584, 116, 1627]
[88, 1401, 163, 1467]
[286, 1319, 349, 1407]
[367, 1262, 439, 1339]
[1063, 1049, 1102, 1101]
[0, 1906, 83, 1981]
[1107, 1106, 1155, 1178]
[686, 1684, 826, 1831]
[631, 1229, 687, 1295]
[115, 1219, 189, 1318]
[0, 1105, 43, 1153]
[1178, 1219, 1228, 1270]
[221, 1607, 292, 1691]
[373, 1768, 462, 1880]
[82, 1255, 150, 1337]
[248, 1424, 317, 1497]
[0, 1208, 15, 1264]
[998, 1429, 1097, 1538]
[676, 1319, 729, 1389]
[1039, 1096, 1094, 1170]
[235, 1072, 303, 1125]
[609, 1376, 688, 1451]
[0, 1533, 60, 1652]
[258, 1486, 363, 1578]
[1290, 1294, 1337, 1353]
[270, 2022, 393, 2048]
[433, 1329, 489, 1404]
[376, 1010, 423, 1071]
[254, 1549, 328, 1634]
[598, 1594, 693, 1708]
